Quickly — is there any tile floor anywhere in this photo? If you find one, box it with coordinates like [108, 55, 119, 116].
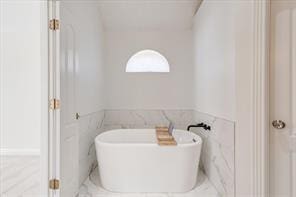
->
[0, 156, 220, 197]
[78, 167, 219, 197]
[0, 156, 40, 197]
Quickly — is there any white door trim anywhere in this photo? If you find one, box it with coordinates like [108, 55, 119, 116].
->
[252, 0, 270, 196]
[48, 0, 61, 197]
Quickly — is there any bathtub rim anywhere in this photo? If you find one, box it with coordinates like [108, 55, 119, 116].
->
[95, 129, 202, 147]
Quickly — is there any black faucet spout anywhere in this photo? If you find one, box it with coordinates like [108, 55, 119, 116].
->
[187, 123, 211, 131]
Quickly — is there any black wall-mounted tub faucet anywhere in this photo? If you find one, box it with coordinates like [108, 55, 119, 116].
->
[187, 123, 211, 131]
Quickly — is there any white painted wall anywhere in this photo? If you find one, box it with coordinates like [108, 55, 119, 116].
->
[234, 1, 256, 195]
[0, 1, 43, 154]
[192, 1, 236, 121]
[105, 30, 194, 110]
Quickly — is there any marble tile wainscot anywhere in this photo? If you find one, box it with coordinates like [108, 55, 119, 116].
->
[79, 110, 105, 185]
[103, 110, 196, 131]
[192, 111, 235, 197]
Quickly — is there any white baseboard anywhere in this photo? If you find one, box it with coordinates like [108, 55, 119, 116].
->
[0, 148, 40, 156]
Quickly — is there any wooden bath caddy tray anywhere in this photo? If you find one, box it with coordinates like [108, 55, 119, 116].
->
[155, 126, 177, 146]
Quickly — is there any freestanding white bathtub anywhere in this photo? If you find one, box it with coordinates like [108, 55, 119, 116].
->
[95, 129, 202, 193]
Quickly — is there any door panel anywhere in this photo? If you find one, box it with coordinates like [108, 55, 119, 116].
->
[60, 124, 78, 197]
[270, 1, 296, 197]
[60, 4, 79, 197]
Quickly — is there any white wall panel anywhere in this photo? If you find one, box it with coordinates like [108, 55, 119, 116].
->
[0, 1, 42, 153]
[193, 1, 236, 121]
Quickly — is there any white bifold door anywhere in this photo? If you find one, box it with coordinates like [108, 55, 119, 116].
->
[270, 1, 296, 197]
[48, 1, 79, 196]
[60, 1, 79, 197]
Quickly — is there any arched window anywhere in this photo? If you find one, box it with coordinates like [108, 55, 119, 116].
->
[126, 50, 170, 73]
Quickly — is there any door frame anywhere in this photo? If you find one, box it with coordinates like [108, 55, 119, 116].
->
[252, 0, 296, 196]
[265, 1, 296, 197]
[41, 1, 50, 196]
[48, 0, 61, 197]
[251, 0, 270, 196]
[235, 0, 270, 196]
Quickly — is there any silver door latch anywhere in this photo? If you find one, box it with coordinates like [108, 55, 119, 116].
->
[272, 120, 286, 129]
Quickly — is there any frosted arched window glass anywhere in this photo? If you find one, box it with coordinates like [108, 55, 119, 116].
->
[126, 50, 170, 72]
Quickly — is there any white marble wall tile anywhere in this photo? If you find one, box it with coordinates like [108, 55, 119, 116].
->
[192, 111, 235, 197]
[79, 110, 105, 185]
[79, 115, 92, 135]
[103, 110, 195, 131]
[104, 110, 169, 127]
[162, 110, 195, 125]
[202, 139, 234, 196]
[211, 119, 235, 150]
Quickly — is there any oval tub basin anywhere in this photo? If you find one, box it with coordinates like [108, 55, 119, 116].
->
[95, 129, 202, 193]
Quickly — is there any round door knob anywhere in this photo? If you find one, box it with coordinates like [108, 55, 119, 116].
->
[272, 120, 286, 129]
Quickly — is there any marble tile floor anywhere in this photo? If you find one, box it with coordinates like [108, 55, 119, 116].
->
[0, 156, 40, 197]
[78, 167, 219, 197]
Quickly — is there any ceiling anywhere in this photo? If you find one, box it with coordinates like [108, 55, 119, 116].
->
[96, 0, 202, 31]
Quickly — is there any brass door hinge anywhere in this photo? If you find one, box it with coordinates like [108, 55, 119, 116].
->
[50, 99, 60, 110]
[49, 179, 60, 190]
[49, 19, 60, 30]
